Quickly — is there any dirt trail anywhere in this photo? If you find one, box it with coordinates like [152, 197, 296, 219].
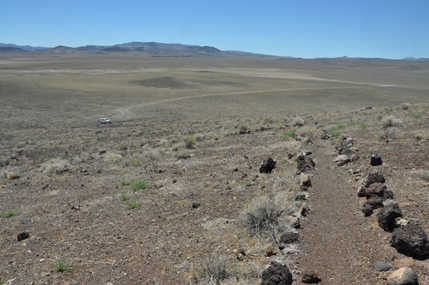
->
[295, 140, 394, 285]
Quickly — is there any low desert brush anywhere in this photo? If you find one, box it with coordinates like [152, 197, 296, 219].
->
[381, 127, 399, 140]
[291, 116, 305, 127]
[241, 191, 296, 239]
[416, 170, 429, 182]
[380, 115, 402, 129]
[192, 257, 232, 284]
[184, 135, 196, 149]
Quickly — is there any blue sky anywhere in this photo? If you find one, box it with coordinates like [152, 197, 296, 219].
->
[2, 0, 428, 58]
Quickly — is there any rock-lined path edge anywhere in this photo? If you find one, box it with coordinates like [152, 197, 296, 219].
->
[294, 140, 395, 285]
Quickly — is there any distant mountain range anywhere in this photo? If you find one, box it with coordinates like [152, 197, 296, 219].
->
[0, 42, 283, 58]
[0, 42, 427, 60]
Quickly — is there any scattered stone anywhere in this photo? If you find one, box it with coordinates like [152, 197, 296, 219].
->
[362, 196, 385, 216]
[395, 218, 409, 227]
[266, 246, 278, 257]
[391, 224, 429, 256]
[371, 155, 383, 166]
[387, 267, 418, 285]
[362, 203, 375, 216]
[302, 272, 322, 284]
[300, 173, 312, 190]
[343, 137, 354, 147]
[365, 172, 386, 187]
[340, 148, 354, 155]
[191, 202, 201, 209]
[6, 171, 20, 180]
[261, 262, 293, 285]
[295, 192, 307, 201]
[0, 159, 9, 167]
[177, 154, 191, 160]
[335, 154, 350, 166]
[320, 133, 330, 140]
[374, 261, 392, 272]
[279, 230, 299, 244]
[296, 155, 315, 174]
[260, 158, 276, 173]
[17, 232, 30, 242]
[350, 153, 360, 162]
[378, 203, 403, 232]
[364, 183, 387, 198]
[393, 258, 415, 270]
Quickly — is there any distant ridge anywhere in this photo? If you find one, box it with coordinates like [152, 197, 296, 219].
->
[0, 41, 283, 58]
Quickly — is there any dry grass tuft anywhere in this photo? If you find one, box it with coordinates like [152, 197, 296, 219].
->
[291, 116, 305, 127]
[416, 170, 429, 182]
[380, 115, 403, 129]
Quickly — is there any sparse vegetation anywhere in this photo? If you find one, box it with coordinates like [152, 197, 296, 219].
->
[192, 257, 232, 284]
[281, 129, 295, 140]
[131, 179, 148, 191]
[381, 127, 399, 140]
[120, 179, 131, 186]
[380, 115, 403, 129]
[184, 135, 196, 149]
[127, 200, 142, 209]
[52, 257, 72, 273]
[416, 170, 429, 182]
[2, 209, 17, 218]
[144, 150, 160, 172]
[242, 192, 297, 240]
[120, 192, 130, 201]
[291, 116, 305, 127]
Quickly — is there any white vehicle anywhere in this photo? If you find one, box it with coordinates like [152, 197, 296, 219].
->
[99, 118, 112, 124]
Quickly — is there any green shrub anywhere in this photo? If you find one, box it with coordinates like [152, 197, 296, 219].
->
[2, 210, 17, 218]
[281, 129, 295, 140]
[120, 179, 130, 186]
[52, 257, 72, 273]
[120, 192, 130, 201]
[131, 179, 148, 191]
[127, 200, 142, 209]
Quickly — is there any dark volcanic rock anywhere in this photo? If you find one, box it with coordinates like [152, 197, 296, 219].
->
[362, 196, 384, 216]
[260, 158, 276, 173]
[296, 155, 315, 174]
[17, 232, 30, 242]
[364, 183, 387, 198]
[365, 172, 386, 187]
[370, 155, 383, 166]
[391, 224, 429, 256]
[261, 262, 293, 285]
[378, 203, 403, 232]
[302, 272, 322, 284]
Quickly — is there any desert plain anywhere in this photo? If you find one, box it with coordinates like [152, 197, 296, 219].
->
[1, 53, 429, 284]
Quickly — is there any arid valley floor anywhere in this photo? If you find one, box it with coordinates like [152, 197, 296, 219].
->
[1, 54, 429, 284]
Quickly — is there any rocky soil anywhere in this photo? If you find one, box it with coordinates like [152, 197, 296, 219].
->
[1, 101, 429, 285]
